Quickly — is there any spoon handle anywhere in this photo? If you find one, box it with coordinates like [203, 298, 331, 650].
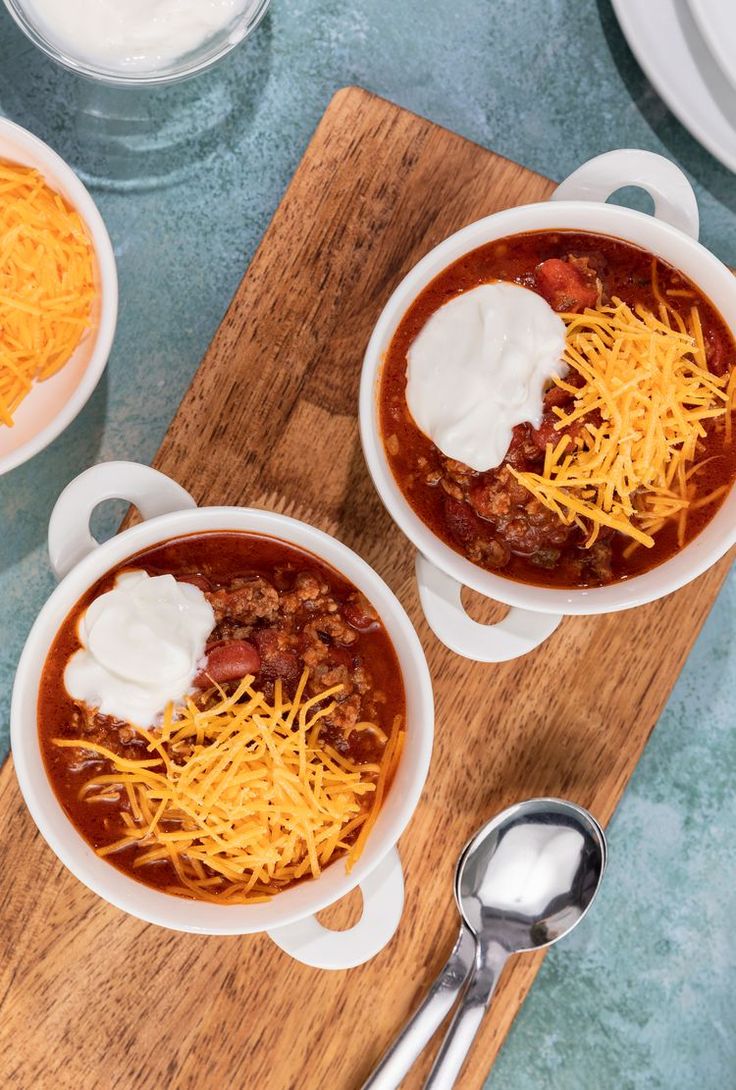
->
[422, 940, 508, 1090]
[361, 925, 477, 1090]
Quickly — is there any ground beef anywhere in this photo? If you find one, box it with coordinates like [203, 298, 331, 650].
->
[69, 705, 148, 762]
[206, 576, 279, 625]
[196, 567, 382, 751]
[469, 467, 572, 554]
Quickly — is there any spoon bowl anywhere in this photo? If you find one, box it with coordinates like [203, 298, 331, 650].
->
[455, 797, 606, 953]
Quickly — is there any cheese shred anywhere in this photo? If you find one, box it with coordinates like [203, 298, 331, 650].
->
[53, 671, 403, 904]
[511, 296, 735, 548]
[0, 161, 96, 426]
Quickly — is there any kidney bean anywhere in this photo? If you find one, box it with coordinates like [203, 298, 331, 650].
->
[194, 639, 260, 687]
[344, 596, 379, 633]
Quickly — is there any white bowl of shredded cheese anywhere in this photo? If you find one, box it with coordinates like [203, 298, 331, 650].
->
[0, 117, 117, 477]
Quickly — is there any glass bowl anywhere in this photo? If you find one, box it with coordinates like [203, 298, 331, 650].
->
[2, 0, 272, 86]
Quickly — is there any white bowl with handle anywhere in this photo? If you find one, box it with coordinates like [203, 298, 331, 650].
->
[360, 149, 736, 663]
[0, 117, 117, 477]
[11, 461, 434, 970]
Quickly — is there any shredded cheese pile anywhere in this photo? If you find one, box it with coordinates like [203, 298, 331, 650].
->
[54, 671, 403, 904]
[0, 161, 96, 426]
[510, 296, 736, 550]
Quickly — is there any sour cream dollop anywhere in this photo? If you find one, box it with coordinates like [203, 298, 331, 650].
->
[64, 570, 215, 727]
[24, 0, 256, 72]
[405, 282, 567, 473]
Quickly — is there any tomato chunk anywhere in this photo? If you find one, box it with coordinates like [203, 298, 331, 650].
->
[535, 257, 598, 312]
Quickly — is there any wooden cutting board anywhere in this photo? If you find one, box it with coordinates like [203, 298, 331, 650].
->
[1, 87, 732, 1090]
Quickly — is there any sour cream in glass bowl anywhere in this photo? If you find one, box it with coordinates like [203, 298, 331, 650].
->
[3, 0, 271, 86]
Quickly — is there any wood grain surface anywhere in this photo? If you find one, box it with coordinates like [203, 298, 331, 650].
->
[1, 87, 732, 1090]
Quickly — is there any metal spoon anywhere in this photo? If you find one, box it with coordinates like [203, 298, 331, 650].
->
[363, 798, 607, 1090]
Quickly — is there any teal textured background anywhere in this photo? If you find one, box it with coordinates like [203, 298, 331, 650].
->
[0, 2, 734, 1087]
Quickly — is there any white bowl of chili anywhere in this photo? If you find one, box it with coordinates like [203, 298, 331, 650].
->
[0, 117, 117, 477]
[360, 149, 736, 662]
[11, 461, 434, 970]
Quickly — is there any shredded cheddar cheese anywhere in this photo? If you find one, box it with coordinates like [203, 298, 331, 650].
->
[0, 161, 96, 426]
[54, 671, 403, 904]
[511, 296, 735, 549]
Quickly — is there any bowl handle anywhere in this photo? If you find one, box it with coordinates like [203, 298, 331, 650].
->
[267, 847, 404, 969]
[48, 460, 197, 580]
[415, 554, 561, 662]
[551, 149, 699, 240]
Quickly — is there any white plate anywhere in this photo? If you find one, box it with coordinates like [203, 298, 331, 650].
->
[688, 0, 736, 94]
[611, 0, 736, 173]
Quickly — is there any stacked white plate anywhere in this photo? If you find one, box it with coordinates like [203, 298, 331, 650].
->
[612, 0, 736, 172]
